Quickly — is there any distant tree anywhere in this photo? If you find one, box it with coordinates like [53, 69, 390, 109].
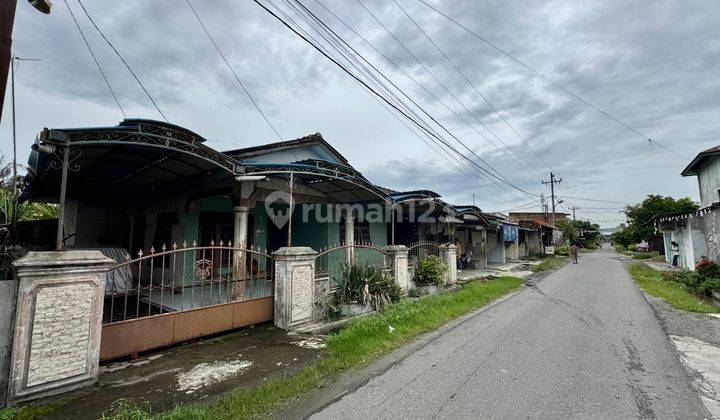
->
[557, 218, 601, 247]
[612, 195, 698, 245]
[0, 156, 58, 236]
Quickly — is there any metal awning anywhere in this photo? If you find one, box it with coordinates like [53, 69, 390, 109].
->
[22, 119, 241, 202]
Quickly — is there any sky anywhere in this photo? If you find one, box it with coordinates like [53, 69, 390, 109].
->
[2, 0, 719, 227]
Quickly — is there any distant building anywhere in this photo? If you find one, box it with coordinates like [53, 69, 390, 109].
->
[656, 146, 720, 269]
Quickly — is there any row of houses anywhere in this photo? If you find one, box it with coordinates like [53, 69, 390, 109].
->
[1, 118, 569, 404]
[656, 146, 720, 270]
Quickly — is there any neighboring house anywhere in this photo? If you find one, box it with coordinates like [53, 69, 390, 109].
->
[656, 146, 720, 270]
[453, 205, 489, 269]
[509, 212, 562, 253]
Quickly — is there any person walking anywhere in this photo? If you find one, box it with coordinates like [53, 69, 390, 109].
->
[570, 243, 579, 264]
[671, 241, 680, 267]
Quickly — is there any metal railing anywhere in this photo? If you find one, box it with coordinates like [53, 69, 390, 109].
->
[408, 240, 441, 267]
[102, 241, 273, 324]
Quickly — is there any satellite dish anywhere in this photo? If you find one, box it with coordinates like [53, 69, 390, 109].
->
[28, 0, 52, 14]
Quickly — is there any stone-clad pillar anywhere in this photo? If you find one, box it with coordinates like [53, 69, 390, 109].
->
[344, 211, 355, 262]
[273, 247, 317, 330]
[8, 251, 112, 403]
[384, 245, 409, 292]
[440, 243, 458, 285]
[232, 205, 249, 300]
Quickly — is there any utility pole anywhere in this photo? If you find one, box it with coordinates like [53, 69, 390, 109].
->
[542, 172, 562, 224]
[571, 206, 580, 220]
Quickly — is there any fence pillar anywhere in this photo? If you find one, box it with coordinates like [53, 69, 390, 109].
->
[384, 245, 409, 292]
[273, 247, 317, 330]
[440, 243, 458, 285]
[7, 251, 112, 403]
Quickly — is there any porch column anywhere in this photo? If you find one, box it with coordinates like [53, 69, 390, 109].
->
[272, 247, 317, 330]
[384, 245, 409, 292]
[7, 251, 112, 403]
[232, 205, 249, 300]
[440, 243, 458, 285]
[345, 210, 355, 263]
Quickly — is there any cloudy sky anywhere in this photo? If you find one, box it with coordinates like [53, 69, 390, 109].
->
[3, 0, 719, 226]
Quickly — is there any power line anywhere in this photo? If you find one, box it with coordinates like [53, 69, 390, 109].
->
[288, 0, 527, 202]
[75, 0, 168, 122]
[185, 0, 283, 141]
[253, 0, 539, 200]
[353, 0, 545, 182]
[391, 0, 552, 173]
[414, 0, 687, 161]
[557, 195, 630, 205]
[63, 0, 125, 118]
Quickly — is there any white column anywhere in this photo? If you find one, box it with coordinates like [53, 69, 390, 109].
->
[232, 205, 249, 300]
[384, 245, 409, 292]
[440, 243, 458, 285]
[345, 211, 355, 263]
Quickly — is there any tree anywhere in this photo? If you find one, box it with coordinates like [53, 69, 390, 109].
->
[612, 195, 698, 245]
[557, 218, 601, 247]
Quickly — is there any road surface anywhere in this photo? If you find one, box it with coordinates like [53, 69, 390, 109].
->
[312, 248, 708, 419]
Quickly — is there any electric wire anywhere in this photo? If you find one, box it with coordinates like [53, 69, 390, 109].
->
[63, 0, 126, 118]
[75, 0, 168, 122]
[285, 0, 526, 201]
[185, 0, 283, 141]
[414, 0, 687, 161]
[252, 0, 540, 201]
[391, 0, 552, 173]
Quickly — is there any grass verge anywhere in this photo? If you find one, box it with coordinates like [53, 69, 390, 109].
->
[627, 263, 720, 313]
[89, 276, 524, 419]
[532, 256, 567, 272]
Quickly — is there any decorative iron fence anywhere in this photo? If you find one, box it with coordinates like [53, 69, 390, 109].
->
[408, 240, 441, 267]
[102, 241, 274, 324]
[314, 243, 391, 320]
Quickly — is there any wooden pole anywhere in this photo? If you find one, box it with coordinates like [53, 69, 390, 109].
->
[0, 0, 17, 123]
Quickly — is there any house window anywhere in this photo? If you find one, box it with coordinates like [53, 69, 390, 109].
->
[339, 216, 372, 244]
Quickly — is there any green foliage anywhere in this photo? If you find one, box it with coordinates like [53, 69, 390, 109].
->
[412, 255, 447, 286]
[627, 244, 637, 252]
[661, 261, 720, 296]
[334, 263, 401, 305]
[556, 218, 602, 247]
[628, 264, 720, 313]
[611, 195, 699, 246]
[407, 287, 425, 298]
[631, 251, 658, 259]
[102, 277, 524, 420]
[555, 246, 570, 256]
[614, 244, 626, 252]
[532, 256, 566, 272]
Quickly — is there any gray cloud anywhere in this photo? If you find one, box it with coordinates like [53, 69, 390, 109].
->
[4, 0, 720, 227]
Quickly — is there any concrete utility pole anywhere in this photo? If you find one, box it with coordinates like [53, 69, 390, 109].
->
[542, 172, 562, 224]
[571, 206, 580, 220]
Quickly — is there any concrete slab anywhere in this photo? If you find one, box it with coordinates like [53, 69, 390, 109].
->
[17, 325, 324, 419]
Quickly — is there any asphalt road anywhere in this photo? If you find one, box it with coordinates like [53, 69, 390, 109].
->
[311, 248, 708, 419]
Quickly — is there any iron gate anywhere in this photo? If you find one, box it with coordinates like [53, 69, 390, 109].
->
[100, 241, 274, 360]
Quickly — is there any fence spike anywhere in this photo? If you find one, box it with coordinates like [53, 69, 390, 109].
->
[219, 239, 224, 246]
[210, 239, 215, 247]
[228, 240, 233, 247]
[192, 240, 197, 247]
[138, 249, 143, 258]
[150, 246, 156, 255]
[161, 243, 167, 252]
[182, 240, 187, 248]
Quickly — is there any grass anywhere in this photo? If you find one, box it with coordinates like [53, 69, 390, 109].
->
[92, 277, 524, 420]
[532, 256, 567, 272]
[627, 263, 720, 313]
[631, 251, 659, 260]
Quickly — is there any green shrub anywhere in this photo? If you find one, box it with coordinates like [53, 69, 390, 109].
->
[413, 255, 447, 286]
[334, 264, 401, 305]
[555, 246, 570, 256]
[661, 263, 720, 297]
[408, 288, 425, 298]
[632, 252, 657, 259]
[699, 279, 720, 296]
[627, 244, 637, 252]
[614, 245, 626, 252]
[584, 244, 598, 251]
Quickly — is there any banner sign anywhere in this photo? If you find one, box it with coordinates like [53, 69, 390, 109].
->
[503, 224, 518, 242]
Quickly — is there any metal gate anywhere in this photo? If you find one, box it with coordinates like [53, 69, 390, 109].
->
[314, 243, 390, 320]
[100, 241, 274, 360]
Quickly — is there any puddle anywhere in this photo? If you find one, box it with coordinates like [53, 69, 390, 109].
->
[177, 360, 253, 394]
[292, 338, 326, 349]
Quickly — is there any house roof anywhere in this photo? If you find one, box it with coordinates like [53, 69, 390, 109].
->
[681, 145, 720, 176]
[224, 133, 350, 166]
